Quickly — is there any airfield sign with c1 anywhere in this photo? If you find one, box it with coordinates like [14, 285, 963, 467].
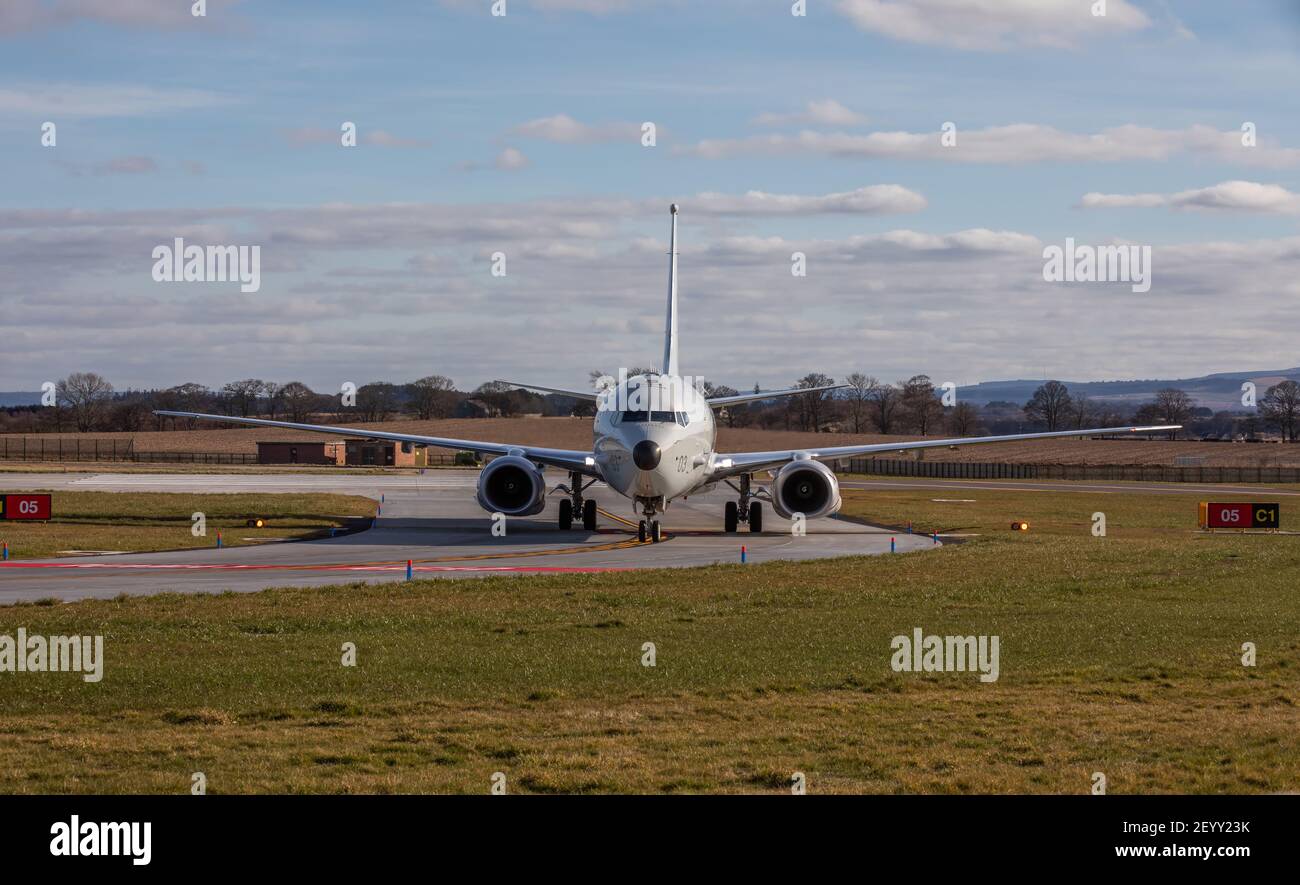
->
[0, 494, 52, 520]
[1200, 502, 1280, 530]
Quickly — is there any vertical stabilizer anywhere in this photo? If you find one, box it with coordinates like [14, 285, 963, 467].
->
[662, 203, 679, 376]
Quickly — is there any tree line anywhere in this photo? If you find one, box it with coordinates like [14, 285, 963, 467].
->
[4, 371, 1298, 442]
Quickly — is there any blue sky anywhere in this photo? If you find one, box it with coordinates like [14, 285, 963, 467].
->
[3, 0, 1300, 392]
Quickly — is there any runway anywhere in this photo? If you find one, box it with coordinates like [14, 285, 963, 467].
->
[0, 471, 934, 604]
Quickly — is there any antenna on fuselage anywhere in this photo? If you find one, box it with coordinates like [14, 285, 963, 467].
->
[662, 203, 679, 377]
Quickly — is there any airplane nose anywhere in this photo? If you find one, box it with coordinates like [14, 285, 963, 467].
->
[632, 440, 661, 470]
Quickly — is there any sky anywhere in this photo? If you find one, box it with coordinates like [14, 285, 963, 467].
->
[2, 0, 1299, 395]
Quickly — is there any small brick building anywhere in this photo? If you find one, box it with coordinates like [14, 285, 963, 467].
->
[256, 440, 346, 465]
[343, 440, 424, 467]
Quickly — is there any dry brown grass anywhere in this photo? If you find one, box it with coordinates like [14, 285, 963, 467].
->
[4, 417, 1297, 466]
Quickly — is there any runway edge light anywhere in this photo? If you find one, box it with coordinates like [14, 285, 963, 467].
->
[1011, 521, 1029, 532]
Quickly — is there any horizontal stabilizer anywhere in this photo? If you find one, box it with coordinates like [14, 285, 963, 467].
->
[496, 381, 599, 402]
[707, 383, 844, 408]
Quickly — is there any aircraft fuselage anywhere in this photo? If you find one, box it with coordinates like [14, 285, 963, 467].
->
[592, 373, 716, 510]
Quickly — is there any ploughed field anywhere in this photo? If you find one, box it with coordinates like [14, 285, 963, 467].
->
[3, 417, 1296, 467]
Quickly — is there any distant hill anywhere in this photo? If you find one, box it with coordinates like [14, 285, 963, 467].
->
[0, 392, 42, 407]
[957, 368, 1300, 411]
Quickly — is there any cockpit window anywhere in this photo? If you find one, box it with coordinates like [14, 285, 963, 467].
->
[621, 410, 677, 423]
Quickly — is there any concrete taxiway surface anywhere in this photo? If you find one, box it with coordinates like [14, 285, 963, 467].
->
[0, 471, 934, 604]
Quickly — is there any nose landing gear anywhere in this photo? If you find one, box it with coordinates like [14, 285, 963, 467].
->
[636, 497, 664, 543]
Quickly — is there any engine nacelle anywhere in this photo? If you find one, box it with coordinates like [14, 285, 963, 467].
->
[770, 459, 841, 521]
[475, 455, 546, 517]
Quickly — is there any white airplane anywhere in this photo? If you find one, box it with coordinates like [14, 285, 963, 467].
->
[158, 204, 1179, 543]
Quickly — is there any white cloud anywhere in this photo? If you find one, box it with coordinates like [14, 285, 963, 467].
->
[1080, 180, 1300, 214]
[439, 0, 678, 13]
[281, 127, 430, 148]
[511, 113, 643, 144]
[753, 99, 867, 127]
[95, 156, 158, 175]
[689, 185, 925, 216]
[495, 147, 531, 170]
[53, 155, 160, 177]
[0, 0, 247, 36]
[6, 196, 1299, 388]
[835, 0, 1151, 51]
[364, 130, 432, 148]
[680, 123, 1300, 167]
[0, 83, 235, 118]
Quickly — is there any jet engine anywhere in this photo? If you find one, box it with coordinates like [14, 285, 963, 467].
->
[770, 459, 841, 521]
[475, 455, 546, 516]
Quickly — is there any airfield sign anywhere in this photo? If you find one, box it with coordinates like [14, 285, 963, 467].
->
[1199, 502, 1280, 530]
[0, 494, 52, 521]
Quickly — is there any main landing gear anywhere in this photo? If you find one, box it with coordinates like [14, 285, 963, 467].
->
[723, 474, 763, 534]
[636, 497, 664, 543]
[557, 471, 599, 531]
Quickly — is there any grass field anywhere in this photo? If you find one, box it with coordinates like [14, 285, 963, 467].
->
[0, 483, 1295, 794]
[0, 491, 375, 559]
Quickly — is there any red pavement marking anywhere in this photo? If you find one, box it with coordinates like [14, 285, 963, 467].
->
[0, 562, 629, 574]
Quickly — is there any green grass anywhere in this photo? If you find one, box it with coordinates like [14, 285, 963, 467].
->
[0, 463, 436, 474]
[840, 475, 1299, 536]
[0, 491, 375, 558]
[0, 484, 1295, 794]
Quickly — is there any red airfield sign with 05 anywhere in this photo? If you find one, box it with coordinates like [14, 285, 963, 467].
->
[0, 494, 52, 520]
[1200, 502, 1280, 530]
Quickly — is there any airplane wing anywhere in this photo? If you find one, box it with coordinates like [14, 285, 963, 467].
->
[707, 384, 844, 408]
[153, 411, 599, 475]
[496, 381, 599, 402]
[707, 424, 1181, 480]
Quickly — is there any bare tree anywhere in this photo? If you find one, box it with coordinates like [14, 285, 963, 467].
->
[945, 401, 982, 437]
[167, 383, 211, 429]
[221, 379, 266, 417]
[844, 372, 876, 434]
[259, 383, 283, 419]
[704, 384, 740, 426]
[280, 381, 316, 423]
[1070, 395, 1103, 429]
[57, 372, 114, 432]
[409, 375, 456, 420]
[1023, 380, 1073, 431]
[1151, 387, 1194, 440]
[1260, 380, 1300, 441]
[796, 373, 835, 432]
[356, 382, 399, 422]
[866, 381, 901, 434]
[110, 398, 150, 432]
[900, 375, 943, 436]
[474, 380, 519, 416]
